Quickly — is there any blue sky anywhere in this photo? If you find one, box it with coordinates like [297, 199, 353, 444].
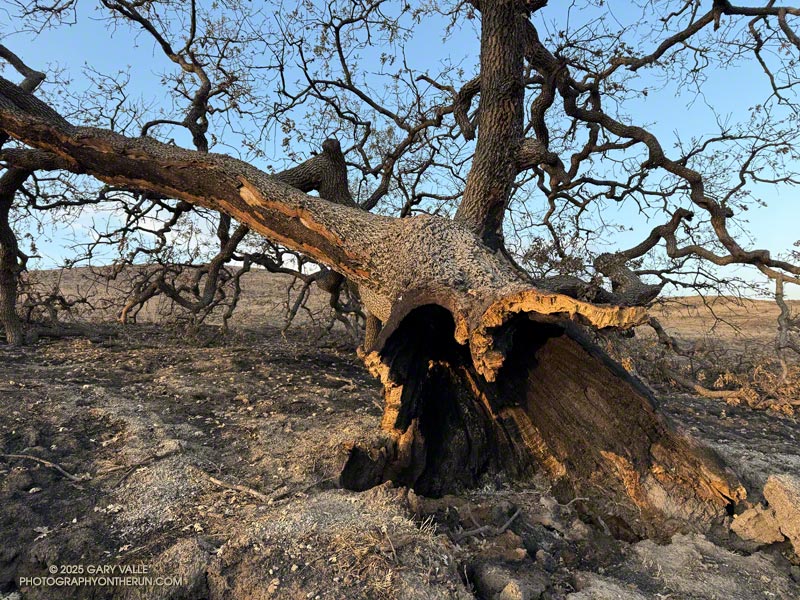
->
[1, 1, 797, 298]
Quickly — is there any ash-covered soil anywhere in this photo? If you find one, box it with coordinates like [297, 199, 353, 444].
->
[1, 324, 799, 599]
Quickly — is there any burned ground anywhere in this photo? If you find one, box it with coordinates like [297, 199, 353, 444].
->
[1, 274, 799, 599]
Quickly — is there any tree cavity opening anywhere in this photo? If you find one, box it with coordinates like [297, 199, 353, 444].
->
[341, 305, 504, 497]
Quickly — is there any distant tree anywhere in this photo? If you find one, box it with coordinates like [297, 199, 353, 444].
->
[0, 44, 44, 345]
[2, 0, 800, 537]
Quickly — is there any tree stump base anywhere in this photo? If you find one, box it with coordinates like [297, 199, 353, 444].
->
[343, 302, 746, 540]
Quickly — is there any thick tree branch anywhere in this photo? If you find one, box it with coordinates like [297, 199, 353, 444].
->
[273, 139, 355, 208]
[0, 76, 644, 353]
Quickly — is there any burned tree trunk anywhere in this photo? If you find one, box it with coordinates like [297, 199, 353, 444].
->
[0, 168, 28, 346]
[0, 75, 745, 537]
[350, 303, 742, 539]
[0, 46, 44, 346]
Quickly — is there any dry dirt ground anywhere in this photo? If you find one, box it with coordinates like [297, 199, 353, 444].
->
[1, 271, 800, 599]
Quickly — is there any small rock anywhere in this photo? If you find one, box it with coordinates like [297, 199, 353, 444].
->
[731, 505, 783, 546]
[535, 549, 557, 573]
[470, 561, 548, 600]
[499, 581, 525, 600]
[764, 474, 800, 556]
[566, 518, 591, 542]
[267, 578, 280, 594]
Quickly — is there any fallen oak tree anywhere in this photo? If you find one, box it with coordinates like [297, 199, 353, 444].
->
[0, 70, 745, 540]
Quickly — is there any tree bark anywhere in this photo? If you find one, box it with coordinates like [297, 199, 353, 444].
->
[0, 45, 45, 345]
[0, 75, 745, 537]
[454, 0, 525, 249]
[0, 167, 28, 345]
[351, 308, 743, 539]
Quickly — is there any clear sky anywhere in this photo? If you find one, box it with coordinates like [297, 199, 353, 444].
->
[1, 0, 797, 298]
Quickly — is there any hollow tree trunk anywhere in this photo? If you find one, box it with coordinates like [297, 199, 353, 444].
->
[0, 76, 745, 537]
[349, 305, 743, 539]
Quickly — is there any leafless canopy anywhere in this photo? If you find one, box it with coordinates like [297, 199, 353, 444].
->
[0, 0, 797, 347]
[3, 0, 800, 536]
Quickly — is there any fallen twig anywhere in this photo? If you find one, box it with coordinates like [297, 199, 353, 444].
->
[202, 473, 271, 502]
[562, 496, 589, 508]
[453, 508, 521, 542]
[1, 453, 87, 483]
[662, 367, 740, 399]
[497, 508, 521, 533]
[383, 529, 398, 563]
[268, 475, 339, 504]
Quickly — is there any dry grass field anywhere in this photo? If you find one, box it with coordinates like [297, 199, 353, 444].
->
[653, 295, 799, 345]
[24, 266, 800, 336]
[21, 267, 338, 328]
[1, 268, 799, 599]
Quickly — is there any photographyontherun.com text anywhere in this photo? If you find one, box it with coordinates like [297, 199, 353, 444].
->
[20, 564, 186, 588]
